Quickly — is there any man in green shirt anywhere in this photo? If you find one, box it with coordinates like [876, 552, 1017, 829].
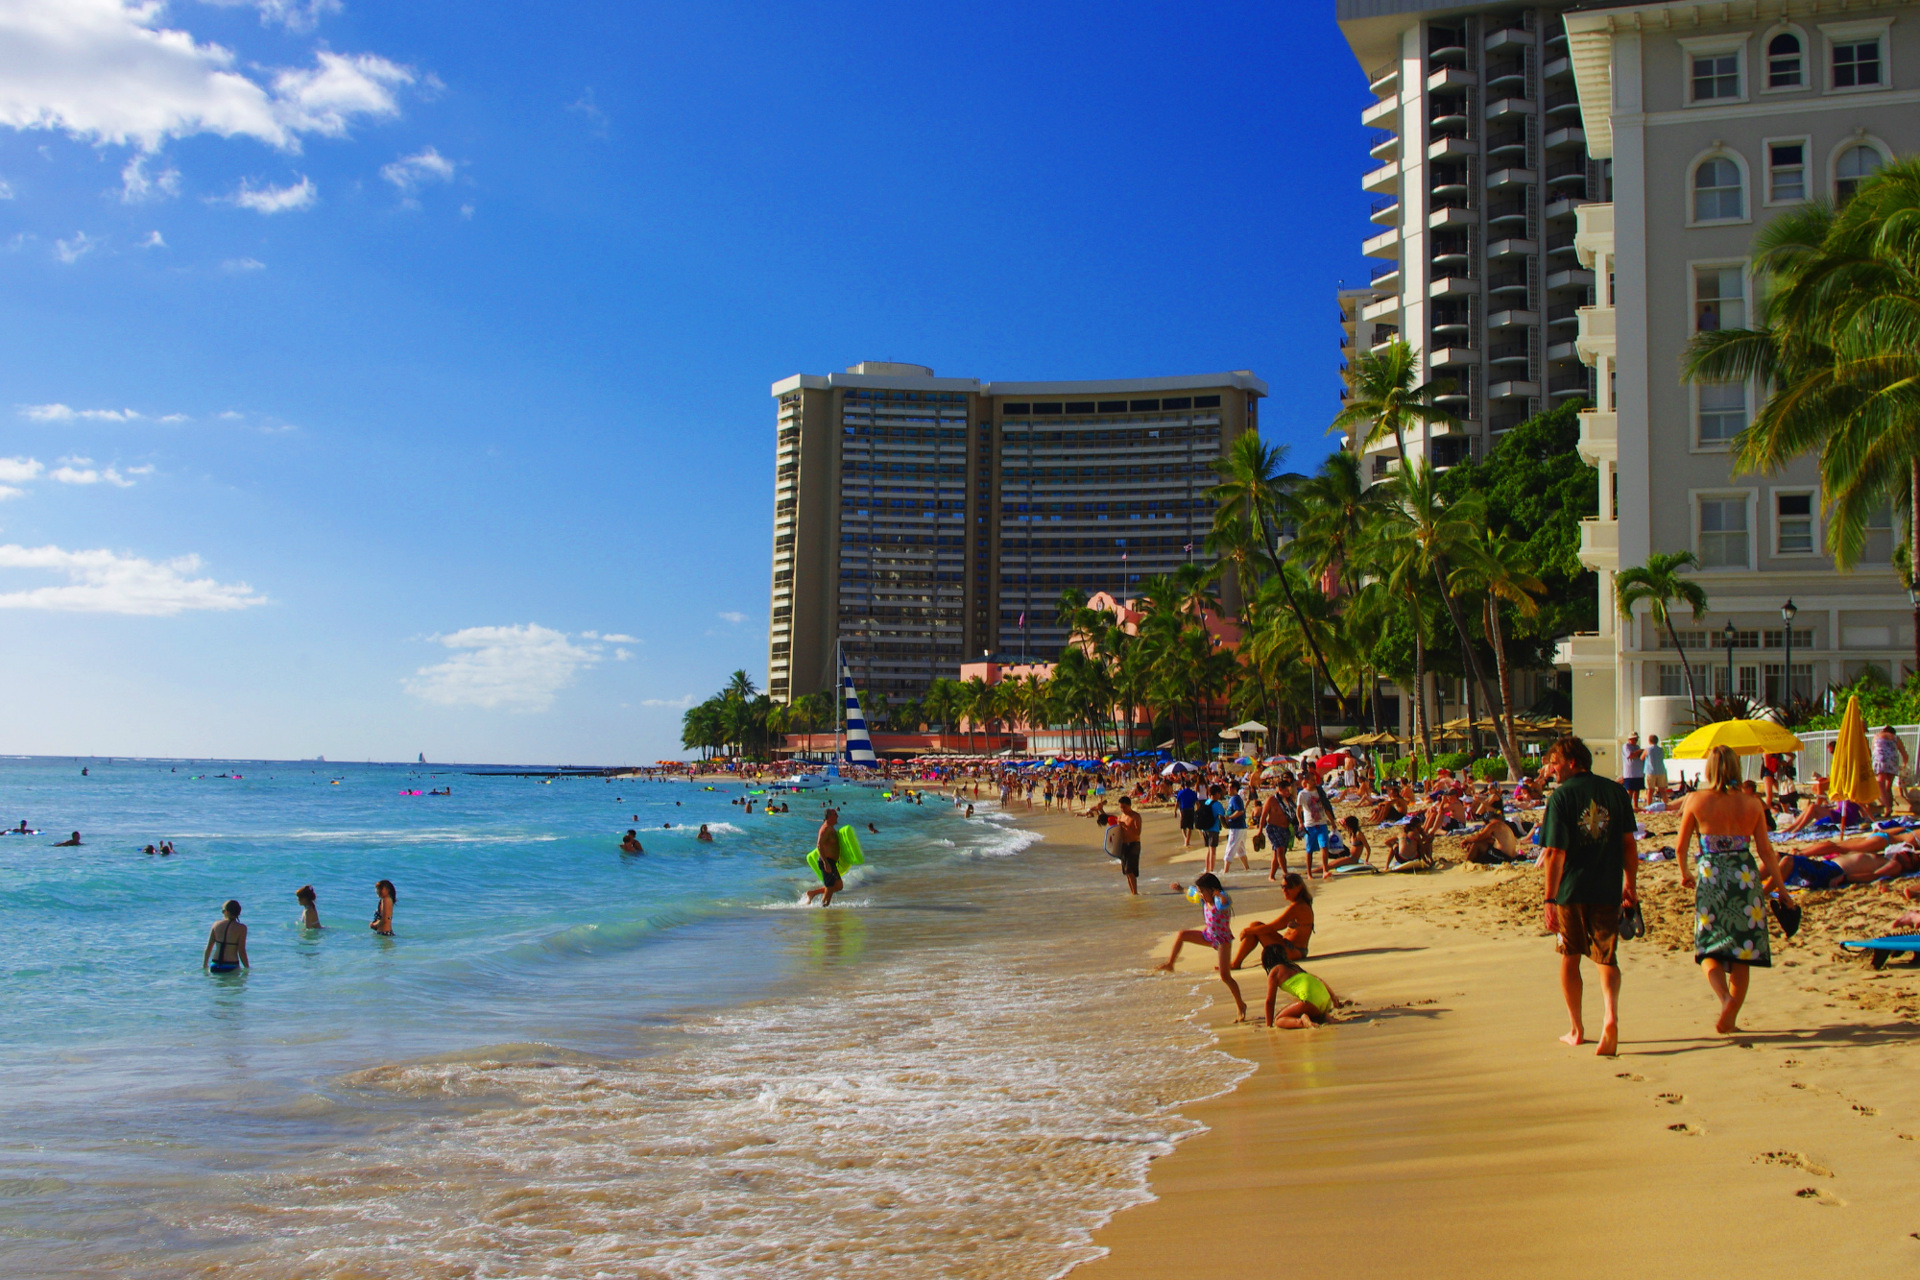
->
[1539, 736, 1638, 1057]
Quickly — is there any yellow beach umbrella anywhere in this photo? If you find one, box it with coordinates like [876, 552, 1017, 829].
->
[1669, 718, 1804, 759]
[1827, 695, 1878, 833]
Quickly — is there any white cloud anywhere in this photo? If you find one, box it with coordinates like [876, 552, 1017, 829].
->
[199, 0, 342, 32]
[0, 178, 13, 199]
[0, 486, 24, 501]
[139, 229, 165, 248]
[119, 152, 178, 202]
[567, 89, 609, 138]
[380, 145, 453, 192]
[20, 404, 157, 422]
[0, 457, 45, 483]
[51, 461, 136, 487]
[640, 695, 696, 708]
[221, 256, 264, 272]
[614, 647, 633, 661]
[0, 544, 263, 614]
[54, 230, 95, 263]
[718, 611, 748, 624]
[224, 174, 313, 213]
[0, 2, 414, 152]
[581, 630, 638, 643]
[405, 623, 602, 712]
[458, 201, 473, 219]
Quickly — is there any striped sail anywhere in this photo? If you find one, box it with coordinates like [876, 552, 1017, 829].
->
[841, 661, 877, 765]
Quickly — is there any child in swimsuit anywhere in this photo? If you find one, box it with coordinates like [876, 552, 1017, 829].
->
[1263, 957, 1337, 1029]
[1156, 873, 1247, 1020]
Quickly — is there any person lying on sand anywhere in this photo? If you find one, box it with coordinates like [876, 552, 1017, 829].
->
[1230, 873, 1314, 971]
[1787, 844, 1920, 888]
[1262, 956, 1341, 1029]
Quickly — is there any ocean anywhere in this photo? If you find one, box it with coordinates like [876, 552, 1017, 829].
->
[0, 758, 1243, 1278]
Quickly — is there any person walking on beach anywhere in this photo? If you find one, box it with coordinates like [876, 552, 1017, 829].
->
[1295, 778, 1335, 879]
[805, 809, 844, 907]
[370, 880, 397, 936]
[1676, 745, 1791, 1034]
[1645, 734, 1669, 804]
[1221, 783, 1251, 872]
[1157, 873, 1247, 1021]
[203, 900, 249, 974]
[296, 885, 322, 929]
[1259, 787, 1294, 879]
[1620, 733, 1645, 812]
[1539, 736, 1637, 1056]
[1175, 778, 1199, 848]
[1873, 725, 1908, 818]
[1113, 795, 1143, 895]
[1195, 784, 1225, 873]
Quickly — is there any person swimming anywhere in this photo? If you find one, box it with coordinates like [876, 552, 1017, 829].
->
[53, 831, 81, 847]
[296, 884, 322, 929]
[697, 824, 714, 842]
[203, 900, 249, 974]
[620, 829, 644, 853]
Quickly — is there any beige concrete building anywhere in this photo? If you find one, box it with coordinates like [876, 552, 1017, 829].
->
[768, 364, 1266, 704]
[1563, 0, 1918, 772]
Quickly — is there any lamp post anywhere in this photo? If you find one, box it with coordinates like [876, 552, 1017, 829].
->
[1780, 599, 1798, 709]
[1722, 621, 1738, 708]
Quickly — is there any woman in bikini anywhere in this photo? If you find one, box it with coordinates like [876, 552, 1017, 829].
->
[296, 885, 322, 929]
[370, 879, 397, 936]
[1231, 873, 1314, 972]
[203, 900, 249, 974]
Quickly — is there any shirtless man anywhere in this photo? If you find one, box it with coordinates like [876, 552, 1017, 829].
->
[619, 829, 644, 853]
[804, 809, 844, 906]
[1112, 795, 1143, 895]
[1786, 840, 1920, 888]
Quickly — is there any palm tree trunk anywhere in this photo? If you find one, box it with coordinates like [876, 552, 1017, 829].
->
[1432, 560, 1525, 777]
[1669, 620, 1704, 718]
[1412, 599, 1432, 761]
[1910, 460, 1919, 679]
[1488, 598, 1518, 760]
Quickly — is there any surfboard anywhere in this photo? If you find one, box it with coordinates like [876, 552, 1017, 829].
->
[1841, 935, 1920, 969]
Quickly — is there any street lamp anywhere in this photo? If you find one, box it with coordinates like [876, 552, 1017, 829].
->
[1722, 621, 1739, 706]
[1780, 599, 1798, 708]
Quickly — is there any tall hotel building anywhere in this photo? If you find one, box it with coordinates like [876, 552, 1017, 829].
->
[768, 364, 1266, 703]
[1338, 1, 1603, 473]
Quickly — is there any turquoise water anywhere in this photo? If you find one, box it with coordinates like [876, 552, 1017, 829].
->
[0, 758, 1238, 1279]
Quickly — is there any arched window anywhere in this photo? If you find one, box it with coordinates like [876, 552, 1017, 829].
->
[1836, 144, 1884, 202]
[1693, 156, 1744, 221]
[1766, 32, 1803, 87]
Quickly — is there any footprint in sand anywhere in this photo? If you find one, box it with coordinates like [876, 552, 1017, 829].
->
[1616, 1072, 1647, 1082]
[1668, 1122, 1703, 1136]
[1757, 1151, 1834, 1177]
[1794, 1187, 1844, 1206]
[1656, 1092, 1684, 1105]
[1852, 1104, 1879, 1117]
[1898, 1134, 1916, 1142]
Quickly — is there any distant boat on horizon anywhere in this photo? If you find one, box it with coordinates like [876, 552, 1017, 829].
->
[418, 752, 427, 764]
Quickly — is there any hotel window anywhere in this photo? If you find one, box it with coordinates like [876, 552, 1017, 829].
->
[1832, 37, 1883, 88]
[1694, 266, 1745, 331]
[1693, 156, 1745, 222]
[1776, 492, 1815, 555]
[1692, 51, 1741, 101]
[1698, 496, 1751, 568]
[1698, 383, 1747, 445]
[1767, 32, 1804, 87]
[1835, 144, 1885, 202]
[1658, 665, 1687, 697]
[1768, 141, 1807, 202]
[1865, 503, 1897, 562]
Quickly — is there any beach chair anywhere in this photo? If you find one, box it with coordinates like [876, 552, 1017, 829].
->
[1839, 935, 1920, 970]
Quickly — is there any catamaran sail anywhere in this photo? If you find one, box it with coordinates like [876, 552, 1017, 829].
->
[840, 657, 877, 766]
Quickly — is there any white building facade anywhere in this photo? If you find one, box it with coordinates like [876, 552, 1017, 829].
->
[1563, 0, 1918, 773]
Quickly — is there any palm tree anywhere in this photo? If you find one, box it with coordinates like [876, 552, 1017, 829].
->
[963, 675, 994, 755]
[1452, 526, 1545, 754]
[1615, 551, 1711, 715]
[1207, 433, 1340, 742]
[1330, 338, 1459, 461]
[724, 669, 758, 702]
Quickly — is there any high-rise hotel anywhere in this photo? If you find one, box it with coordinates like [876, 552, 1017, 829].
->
[1338, 1, 1604, 474]
[768, 363, 1266, 703]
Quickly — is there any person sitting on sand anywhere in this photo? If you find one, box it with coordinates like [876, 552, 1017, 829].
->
[370, 880, 397, 936]
[1158, 874, 1246, 1020]
[1231, 873, 1314, 971]
[1321, 816, 1375, 873]
[54, 831, 81, 847]
[1463, 814, 1530, 865]
[1263, 956, 1340, 1029]
[203, 900, 249, 974]
[1386, 824, 1437, 869]
[1510, 776, 1544, 808]
[1421, 789, 1469, 836]
[296, 884, 322, 929]
[620, 830, 644, 853]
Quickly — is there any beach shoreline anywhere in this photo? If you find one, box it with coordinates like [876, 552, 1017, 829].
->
[989, 793, 1920, 1278]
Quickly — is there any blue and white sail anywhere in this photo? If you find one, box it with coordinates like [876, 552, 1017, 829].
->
[840, 660, 877, 766]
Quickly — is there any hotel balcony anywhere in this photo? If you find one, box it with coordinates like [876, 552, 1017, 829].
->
[1362, 226, 1400, 258]
[1490, 379, 1540, 400]
[1361, 294, 1400, 323]
[1545, 195, 1589, 220]
[1369, 130, 1400, 161]
[1428, 346, 1478, 367]
[1485, 96, 1534, 120]
[1370, 261, 1401, 292]
[1487, 307, 1540, 329]
[1545, 126, 1586, 151]
[1370, 195, 1401, 225]
[1574, 202, 1615, 267]
[1486, 166, 1535, 189]
[1428, 66, 1476, 91]
[1577, 409, 1617, 465]
[1485, 25, 1535, 52]
[1575, 305, 1615, 362]
[1429, 205, 1474, 230]
[1578, 518, 1619, 571]
[1554, 630, 1616, 670]
[1544, 54, 1573, 79]
[1488, 236, 1536, 258]
[1362, 160, 1399, 194]
[1547, 267, 1595, 292]
[1361, 96, 1399, 129]
[1430, 274, 1478, 297]
[1368, 62, 1399, 95]
[1428, 134, 1476, 161]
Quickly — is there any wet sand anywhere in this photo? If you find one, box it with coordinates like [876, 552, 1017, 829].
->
[998, 795, 1920, 1277]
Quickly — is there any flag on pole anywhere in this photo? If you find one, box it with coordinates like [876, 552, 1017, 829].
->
[840, 660, 877, 766]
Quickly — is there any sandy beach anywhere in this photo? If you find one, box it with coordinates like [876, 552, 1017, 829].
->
[997, 796, 1920, 1277]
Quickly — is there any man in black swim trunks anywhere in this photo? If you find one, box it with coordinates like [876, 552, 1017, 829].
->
[1113, 796, 1143, 895]
[804, 808, 843, 907]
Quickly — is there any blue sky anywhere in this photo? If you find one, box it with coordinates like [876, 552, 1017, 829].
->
[0, 0, 1370, 763]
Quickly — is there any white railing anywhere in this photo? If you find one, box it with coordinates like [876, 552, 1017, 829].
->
[1790, 723, 1920, 780]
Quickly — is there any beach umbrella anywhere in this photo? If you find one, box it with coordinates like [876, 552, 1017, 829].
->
[1668, 719, 1804, 759]
[1161, 761, 1195, 777]
[1827, 695, 1878, 837]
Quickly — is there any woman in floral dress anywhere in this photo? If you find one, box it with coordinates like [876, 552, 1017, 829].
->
[1676, 745, 1791, 1034]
